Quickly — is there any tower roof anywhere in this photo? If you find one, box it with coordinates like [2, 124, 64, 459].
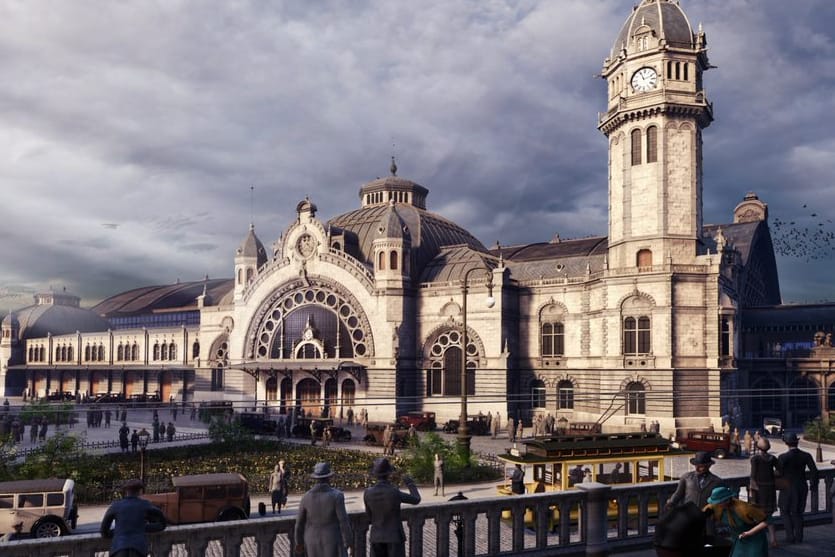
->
[236, 224, 268, 268]
[612, 0, 695, 58]
[375, 201, 410, 241]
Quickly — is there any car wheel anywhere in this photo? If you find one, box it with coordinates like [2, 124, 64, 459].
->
[218, 508, 246, 521]
[33, 518, 65, 538]
[714, 448, 727, 459]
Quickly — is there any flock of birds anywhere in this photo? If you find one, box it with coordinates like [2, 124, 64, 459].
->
[771, 205, 835, 261]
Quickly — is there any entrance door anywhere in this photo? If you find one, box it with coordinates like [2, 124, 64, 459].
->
[296, 378, 321, 416]
[160, 371, 173, 402]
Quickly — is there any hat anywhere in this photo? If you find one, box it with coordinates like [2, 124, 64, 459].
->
[783, 432, 799, 446]
[122, 479, 145, 492]
[310, 461, 334, 479]
[690, 451, 714, 466]
[756, 437, 770, 452]
[706, 486, 736, 505]
[371, 457, 395, 477]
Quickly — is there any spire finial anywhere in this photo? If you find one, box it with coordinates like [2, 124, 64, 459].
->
[249, 185, 255, 227]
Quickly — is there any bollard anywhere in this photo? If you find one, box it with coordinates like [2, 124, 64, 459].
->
[577, 482, 611, 557]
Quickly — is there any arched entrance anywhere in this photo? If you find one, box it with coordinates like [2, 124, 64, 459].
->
[266, 377, 278, 401]
[280, 378, 292, 414]
[341, 379, 356, 408]
[751, 378, 782, 428]
[324, 378, 337, 418]
[296, 378, 321, 416]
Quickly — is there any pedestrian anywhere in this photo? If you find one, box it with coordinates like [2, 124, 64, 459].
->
[2, 398, 9, 413]
[777, 432, 818, 544]
[130, 429, 139, 452]
[742, 430, 752, 456]
[493, 412, 501, 438]
[172, 406, 178, 421]
[310, 420, 317, 445]
[322, 426, 332, 448]
[269, 463, 287, 514]
[346, 407, 354, 426]
[364, 457, 421, 557]
[105, 409, 112, 428]
[39, 418, 48, 441]
[569, 464, 585, 486]
[294, 462, 352, 557]
[152, 415, 160, 443]
[29, 417, 39, 443]
[749, 437, 779, 547]
[653, 501, 706, 557]
[508, 463, 525, 494]
[704, 486, 769, 557]
[100, 479, 167, 557]
[666, 451, 724, 539]
[507, 416, 515, 442]
[433, 453, 444, 496]
[190, 405, 197, 421]
[516, 421, 523, 441]
[119, 422, 130, 453]
[166, 421, 176, 442]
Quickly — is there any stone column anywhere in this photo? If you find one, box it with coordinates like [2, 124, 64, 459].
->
[577, 482, 611, 557]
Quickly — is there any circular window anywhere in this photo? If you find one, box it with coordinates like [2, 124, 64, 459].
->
[265, 321, 274, 331]
[315, 291, 326, 302]
[305, 290, 315, 302]
[467, 343, 478, 356]
[355, 344, 366, 356]
[438, 335, 449, 346]
[448, 331, 460, 343]
[347, 315, 359, 328]
[272, 309, 282, 320]
[326, 294, 337, 307]
[352, 329, 364, 341]
[258, 346, 267, 357]
[431, 344, 443, 356]
[284, 298, 294, 310]
[340, 304, 351, 317]
[294, 293, 304, 304]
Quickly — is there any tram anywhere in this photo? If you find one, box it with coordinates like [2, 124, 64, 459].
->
[497, 431, 693, 494]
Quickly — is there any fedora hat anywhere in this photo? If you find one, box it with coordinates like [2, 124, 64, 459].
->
[783, 432, 799, 446]
[122, 479, 145, 493]
[371, 457, 394, 477]
[690, 451, 714, 466]
[310, 461, 334, 479]
[706, 486, 736, 505]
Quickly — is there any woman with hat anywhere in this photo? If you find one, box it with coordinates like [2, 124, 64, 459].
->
[704, 486, 770, 556]
[749, 437, 779, 547]
[294, 462, 352, 557]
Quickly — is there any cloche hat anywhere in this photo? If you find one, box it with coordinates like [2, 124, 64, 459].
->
[706, 486, 736, 505]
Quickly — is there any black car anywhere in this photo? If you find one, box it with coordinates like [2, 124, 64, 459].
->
[442, 415, 490, 436]
[46, 391, 75, 401]
[93, 392, 125, 404]
[237, 412, 279, 435]
[292, 417, 352, 442]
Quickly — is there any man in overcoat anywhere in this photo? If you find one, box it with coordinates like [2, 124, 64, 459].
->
[363, 457, 421, 557]
[777, 432, 818, 544]
[665, 451, 723, 537]
[294, 462, 352, 557]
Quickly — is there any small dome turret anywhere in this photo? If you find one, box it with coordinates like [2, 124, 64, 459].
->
[376, 200, 410, 242]
[2, 311, 19, 329]
[236, 224, 268, 269]
[611, 0, 695, 59]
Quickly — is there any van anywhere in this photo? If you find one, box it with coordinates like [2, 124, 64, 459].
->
[0, 478, 77, 538]
[144, 473, 250, 524]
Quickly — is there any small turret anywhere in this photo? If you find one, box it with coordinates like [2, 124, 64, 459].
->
[234, 224, 268, 300]
[373, 200, 411, 287]
[1, 311, 20, 346]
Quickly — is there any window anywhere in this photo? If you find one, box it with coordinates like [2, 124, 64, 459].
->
[378, 251, 385, 270]
[390, 250, 398, 271]
[192, 341, 200, 358]
[98, 345, 105, 361]
[153, 343, 160, 361]
[623, 316, 652, 355]
[531, 380, 546, 409]
[237, 269, 243, 285]
[117, 345, 124, 361]
[626, 382, 646, 415]
[67, 346, 73, 361]
[541, 322, 565, 356]
[211, 368, 224, 391]
[557, 380, 574, 409]
[631, 129, 642, 165]
[161, 343, 168, 360]
[169, 342, 177, 360]
[637, 249, 652, 269]
[720, 317, 731, 357]
[131, 343, 139, 361]
[426, 330, 477, 396]
[246, 268, 254, 283]
[646, 126, 658, 163]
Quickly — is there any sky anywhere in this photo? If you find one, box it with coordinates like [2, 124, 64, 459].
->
[1, 0, 834, 313]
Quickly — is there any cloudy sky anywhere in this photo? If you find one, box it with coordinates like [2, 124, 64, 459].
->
[1, 0, 834, 313]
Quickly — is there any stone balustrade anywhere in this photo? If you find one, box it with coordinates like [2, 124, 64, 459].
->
[3, 471, 833, 557]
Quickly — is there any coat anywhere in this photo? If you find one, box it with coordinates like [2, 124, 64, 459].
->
[668, 470, 723, 509]
[705, 499, 768, 557]
[749, 452, 778, 514]
[363, 478, 421, 544]
[294, 483, 352, 557]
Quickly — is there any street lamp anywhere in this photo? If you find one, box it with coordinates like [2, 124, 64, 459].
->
[458, 266, 495, 464]
[137, 427, 151, 484]
[814, 417, 824, 463]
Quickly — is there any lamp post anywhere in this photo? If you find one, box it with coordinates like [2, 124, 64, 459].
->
[458, 266, 495, 464]
[137, 427, 151, 484]
[814, 417, 824, 463]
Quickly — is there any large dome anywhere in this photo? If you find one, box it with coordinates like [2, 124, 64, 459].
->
[13, 295, 110, 340]
[611, 0, 695, 58]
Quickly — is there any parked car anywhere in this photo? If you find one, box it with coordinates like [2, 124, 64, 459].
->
[46, 391, 75, 402]
[675, 430, 732, 459]
[442, 415, 490, 436]
[143, 473, 250, 524]
[292, 417, 352, 442]
[93, 392, 125, 404]
[237, 412, 279, 435]
[363, 422, 410, 447]
[762, 417, 783, 437]
[397, 411, 436, 431]
[0, 478, 77, 538]
[128, 392, 162, 407]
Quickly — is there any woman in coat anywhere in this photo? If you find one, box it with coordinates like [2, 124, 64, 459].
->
[294, 462, 352, 557]
[749, 437, 779, 547]
[704, 486, 770, 557]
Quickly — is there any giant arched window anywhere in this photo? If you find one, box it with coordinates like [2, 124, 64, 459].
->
[646, 125, 658, 163]
[210, 336, 229, 392]
[425, 329, 479, 396]
[557, 379, 574, 410]
[631, 129, 642, 166]
[626, 382, 646, 415]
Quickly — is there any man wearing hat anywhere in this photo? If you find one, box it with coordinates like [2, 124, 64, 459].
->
[777, 432, 818, 544]
[100, 479, 166, 557]
[667, 451, 723, 510]
[363, 457, 421, 557]
[294, 462, 352, 557]
[704, 486, 769, 556]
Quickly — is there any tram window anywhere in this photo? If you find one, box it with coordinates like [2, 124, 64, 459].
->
[598, 462, 630, 484]
[637, 459, 659, 482]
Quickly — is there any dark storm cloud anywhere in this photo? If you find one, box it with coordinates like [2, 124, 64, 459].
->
[0, 0, 833, 309]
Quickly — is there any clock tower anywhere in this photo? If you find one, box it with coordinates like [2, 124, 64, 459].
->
[599, 0, 712, 269]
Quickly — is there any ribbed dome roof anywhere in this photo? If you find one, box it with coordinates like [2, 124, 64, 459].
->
[13, 303, 110, 340]
[93, 279, 233, 316]
[612, 0, 695, 57]
[236, 224, 268, 268]
[328, 203, 484, 280]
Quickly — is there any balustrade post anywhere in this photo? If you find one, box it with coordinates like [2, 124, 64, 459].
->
[577, 482, 611, 557]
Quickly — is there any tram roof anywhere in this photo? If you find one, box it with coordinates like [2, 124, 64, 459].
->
[499, 432, 692, 462]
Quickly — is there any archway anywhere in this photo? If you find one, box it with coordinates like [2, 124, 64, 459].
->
[751, 378, 782, 428]
[324, 378, 337, 418]
[280, 378, 292, 414]
[297, 378, 321, 416]
[266, 377, 278, 401]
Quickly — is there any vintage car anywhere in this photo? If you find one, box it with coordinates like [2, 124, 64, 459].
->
[127, 392, 162, 407]
[291, 417, 352, 442]
[238, 412, 279, 435]
[143, 473, 250, 524]
[93, 392, 125, 404]
[675, 430, 732, 459]
[397, 411, 437, 431]
[46, 391, 75, 402]
[763, 417, 783, 437]
[363, 422, 410, 447]
[442, 414, 490, 436]
[0, 478, 77, 538]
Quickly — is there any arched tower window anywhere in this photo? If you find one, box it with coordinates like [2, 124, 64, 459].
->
[389, 250, 398, 271]
[246, 268, 254, 283]
[626, 382, 646, 415]
[237, 269, 243, 285]
[631, 129, 642, 166]
[378, 251, 385, 271]
[646, 126, 658, 163]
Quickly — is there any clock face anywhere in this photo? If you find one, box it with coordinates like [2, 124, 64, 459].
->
[631, 67, 657, 93]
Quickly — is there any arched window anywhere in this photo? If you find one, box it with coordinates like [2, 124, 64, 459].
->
[426, 330, 477, 396]
[131, 343, 139, 361]
[161, 343, 168, 360]
[169, 342, 177, 361]
[631, 129, 642, 166]
[646, 126, 658, 163]
[531, 379, 546, 409]
[67, 346, 73, 361]
[192, 341, 200, 358]
[541, 322, 565, 356]
[117, 345, 124, 361]
[153, 343, 160, 361]
[377, 251, 385, 271]
[720, 317, 731, 357]
[637, 249, 653, 269]
[389, 250, 398, 271]
[39, 346, 45, 361]
[626, 382, 646, 415]
[557, 380, 574, 409]
[342, 379, 356, 407]
[623, 315, 651, 355]
[246, 268, 254, 283]
[97, 345, 105, 361]
[266, 377, 278, 401]
[28, 347, 33, 361]
[237, 268, 243, 285]
[55, 347, 61, 361]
